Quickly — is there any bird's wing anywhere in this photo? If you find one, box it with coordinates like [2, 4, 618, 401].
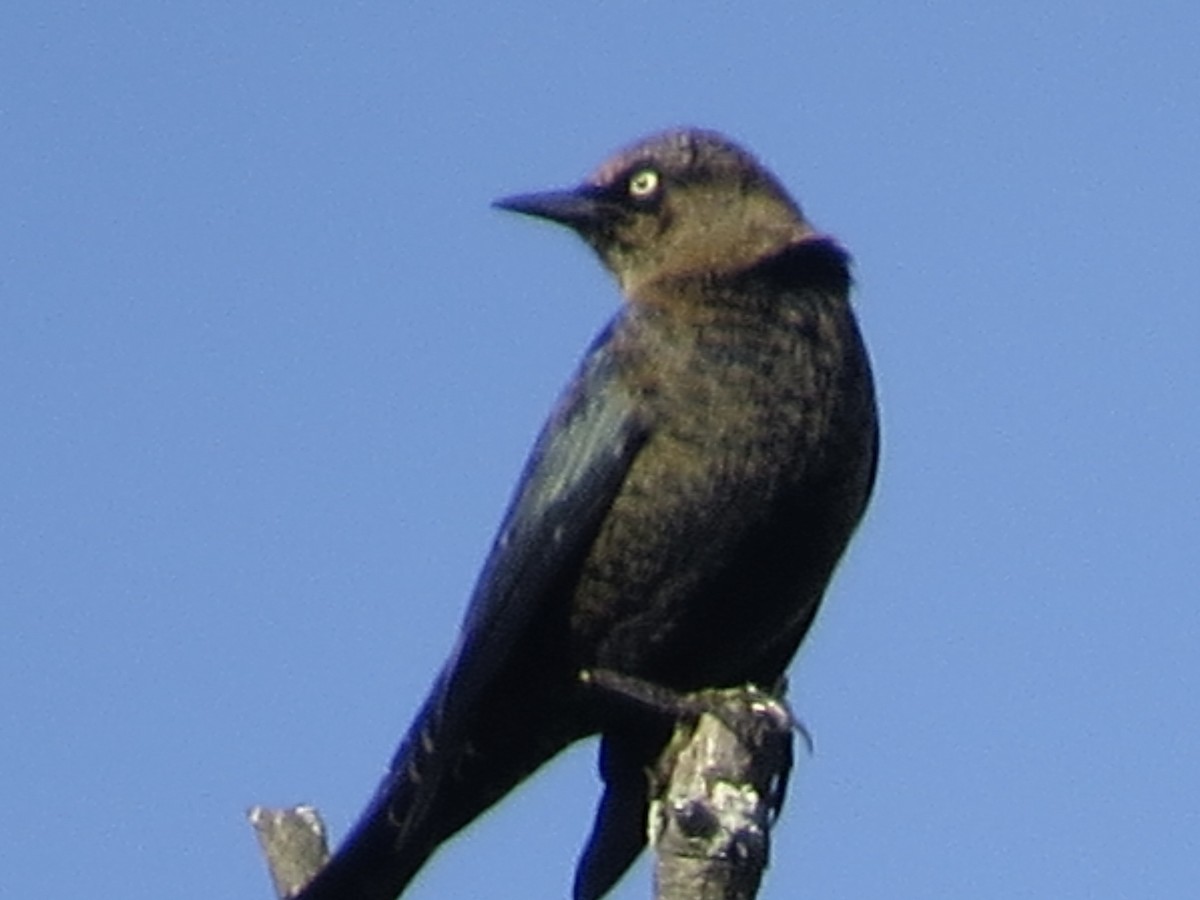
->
[435, 320, 647, 734]
[293, 322, 648, 900]
[385, 317, 648, 839]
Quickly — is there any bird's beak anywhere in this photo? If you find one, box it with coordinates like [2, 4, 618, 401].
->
[493, 186, 615, 232]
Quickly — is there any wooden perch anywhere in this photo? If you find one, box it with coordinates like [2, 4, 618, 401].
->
[584, 672, 797, 900]
[248, 804, 329, 899]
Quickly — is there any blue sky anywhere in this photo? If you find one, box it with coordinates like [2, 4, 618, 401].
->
[3, 4, 1198, 898]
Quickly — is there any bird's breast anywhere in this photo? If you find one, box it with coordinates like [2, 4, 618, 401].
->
[565, 290, 874, 688]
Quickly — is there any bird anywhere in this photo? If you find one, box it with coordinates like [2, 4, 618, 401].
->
[291, 128, 879, 900]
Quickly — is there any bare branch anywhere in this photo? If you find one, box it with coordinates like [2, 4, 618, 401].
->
[582, 671, 798, 900]
[249, 805, 330, 899]
[649, 686, 796, 900]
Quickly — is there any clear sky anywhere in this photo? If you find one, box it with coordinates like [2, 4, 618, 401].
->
[3, 4, 1198, 898]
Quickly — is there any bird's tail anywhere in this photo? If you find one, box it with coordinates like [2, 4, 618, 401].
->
[292, 684, 583, 900]
[290, 694, 450, 900]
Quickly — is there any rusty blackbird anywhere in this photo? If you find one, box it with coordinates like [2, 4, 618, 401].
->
[292, 128, 878, 900]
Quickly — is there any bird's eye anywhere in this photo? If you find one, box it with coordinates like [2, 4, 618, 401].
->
[627, 168, 660, 200]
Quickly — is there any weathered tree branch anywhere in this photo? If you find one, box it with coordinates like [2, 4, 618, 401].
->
[249, 805, 329, 899]
[584, 672, 797, 900]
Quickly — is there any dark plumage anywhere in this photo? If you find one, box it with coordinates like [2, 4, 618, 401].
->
[293, 128, 878, 900]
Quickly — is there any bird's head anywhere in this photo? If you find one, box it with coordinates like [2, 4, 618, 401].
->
[495, 129, 815, 295]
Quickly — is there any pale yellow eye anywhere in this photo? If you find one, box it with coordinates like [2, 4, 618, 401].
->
[628, 168, 660, 199]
